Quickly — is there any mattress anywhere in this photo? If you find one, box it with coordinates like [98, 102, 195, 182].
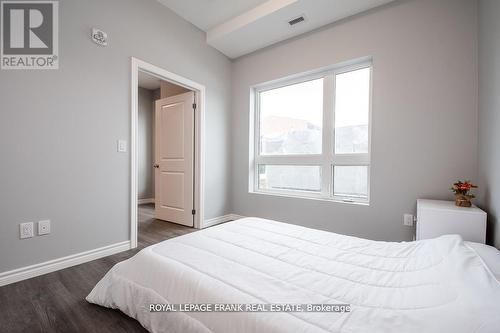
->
[87, 217, 500, 333]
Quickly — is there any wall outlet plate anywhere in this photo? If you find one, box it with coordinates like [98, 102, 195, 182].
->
[38, 220, 51, 235]
[403, 214, 414, 226]
[20, 222, 34, 239]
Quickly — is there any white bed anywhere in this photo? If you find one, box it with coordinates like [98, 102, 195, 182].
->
[87, 217, 500, 333]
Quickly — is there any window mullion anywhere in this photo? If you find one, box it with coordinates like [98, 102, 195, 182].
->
[332, 154, 370, 165]
[256, 155, 324, 165]
[322, 74, 334, 197]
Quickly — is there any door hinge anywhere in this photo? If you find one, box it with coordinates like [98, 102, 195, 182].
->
[191, 209, 196, 215]
[192, 103, 197, 110]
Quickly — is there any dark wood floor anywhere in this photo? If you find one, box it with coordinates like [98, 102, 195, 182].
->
[0, 204, 195, 333]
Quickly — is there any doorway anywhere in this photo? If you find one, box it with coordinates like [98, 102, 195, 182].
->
[131, 58, 205, 249]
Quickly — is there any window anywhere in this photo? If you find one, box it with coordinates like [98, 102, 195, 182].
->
[251, 60, 372, 203]
[259, 78, 323, 155]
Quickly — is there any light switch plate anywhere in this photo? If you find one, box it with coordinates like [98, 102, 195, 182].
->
[117, 140, 127, 153]
[20, 222, 34, 239]
[38, 220, 51, 235]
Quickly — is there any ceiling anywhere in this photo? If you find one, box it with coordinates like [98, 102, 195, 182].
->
[157, 0, 395, 59]
[138, 71, 161, 90]
[157, 0, 269, 31]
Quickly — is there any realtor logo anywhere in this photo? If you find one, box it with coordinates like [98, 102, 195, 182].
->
[1, 0, 58, 69]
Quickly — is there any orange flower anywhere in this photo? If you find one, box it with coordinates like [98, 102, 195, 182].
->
[451, 180, 477, 196]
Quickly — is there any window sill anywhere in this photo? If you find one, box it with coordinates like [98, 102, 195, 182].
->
[249, 190, 370, 206]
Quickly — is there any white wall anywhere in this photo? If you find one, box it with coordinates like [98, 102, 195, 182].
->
[0, 0, 232, 272]
[230, 0, 478, 241]
[478, 0, 500, 248]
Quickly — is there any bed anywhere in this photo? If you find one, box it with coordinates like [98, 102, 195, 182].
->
[87, 217, 500, 333]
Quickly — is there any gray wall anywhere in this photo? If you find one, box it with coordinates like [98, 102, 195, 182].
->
[230, 0, 478, 241]
[0, 0, 486, 274]
[478, 0, 500, 249]
[138, 87, 155, 200]
[0, 0, 232, 272]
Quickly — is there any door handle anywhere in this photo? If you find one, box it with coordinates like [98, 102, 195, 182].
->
[153, 163, 159, 168]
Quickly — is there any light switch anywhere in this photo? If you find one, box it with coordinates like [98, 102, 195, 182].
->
[117, 140, 127, 153]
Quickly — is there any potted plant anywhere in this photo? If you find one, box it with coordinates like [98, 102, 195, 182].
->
[450, 180, 477, 207]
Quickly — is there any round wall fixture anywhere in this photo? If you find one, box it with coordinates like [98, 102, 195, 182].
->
[91, 28, 108, 46]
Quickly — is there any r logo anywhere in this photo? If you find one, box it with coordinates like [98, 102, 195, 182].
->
[1, 1, 58, 69]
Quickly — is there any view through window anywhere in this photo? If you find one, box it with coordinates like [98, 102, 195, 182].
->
[253, 61, 371, 203]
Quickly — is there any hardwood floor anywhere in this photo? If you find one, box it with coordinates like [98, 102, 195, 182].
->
[0, 204, 195, 333]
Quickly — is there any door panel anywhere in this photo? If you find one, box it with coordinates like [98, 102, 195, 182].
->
[160, 172, 184, 209]
[154, 91, 194, 227]
[160, 105, 184, 158]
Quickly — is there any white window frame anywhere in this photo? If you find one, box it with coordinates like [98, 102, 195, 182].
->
[249, 58, 373, 204]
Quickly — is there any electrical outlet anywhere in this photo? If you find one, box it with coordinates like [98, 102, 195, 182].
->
[403, 214, 414, 226]
[38, 220, 51, 235]
[20, 222, 34, 239]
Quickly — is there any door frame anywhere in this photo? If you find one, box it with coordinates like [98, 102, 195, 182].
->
[130, 57, 205, 248]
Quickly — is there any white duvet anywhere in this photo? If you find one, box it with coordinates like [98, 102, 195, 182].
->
[87, 217, 500, 333]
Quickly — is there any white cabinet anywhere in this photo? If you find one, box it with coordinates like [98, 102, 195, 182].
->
[416, 199, 486, 243]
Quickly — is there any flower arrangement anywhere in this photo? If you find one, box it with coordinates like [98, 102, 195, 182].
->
[450, 180, 477, 207]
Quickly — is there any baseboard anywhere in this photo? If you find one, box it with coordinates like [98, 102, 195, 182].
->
[203, 214, 246, 228]
[138, 198, 155, 205]
[0, 240, 131, 287]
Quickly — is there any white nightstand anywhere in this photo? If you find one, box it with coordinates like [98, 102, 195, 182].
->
[416, 199, 487, 243]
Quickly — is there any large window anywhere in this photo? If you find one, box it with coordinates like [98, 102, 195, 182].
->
[251, 60, 372, 203]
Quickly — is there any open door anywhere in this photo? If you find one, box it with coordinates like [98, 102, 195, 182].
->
[154, 91, 195, 227]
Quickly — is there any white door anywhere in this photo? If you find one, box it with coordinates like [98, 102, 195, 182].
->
[154, 91, 194, 227]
